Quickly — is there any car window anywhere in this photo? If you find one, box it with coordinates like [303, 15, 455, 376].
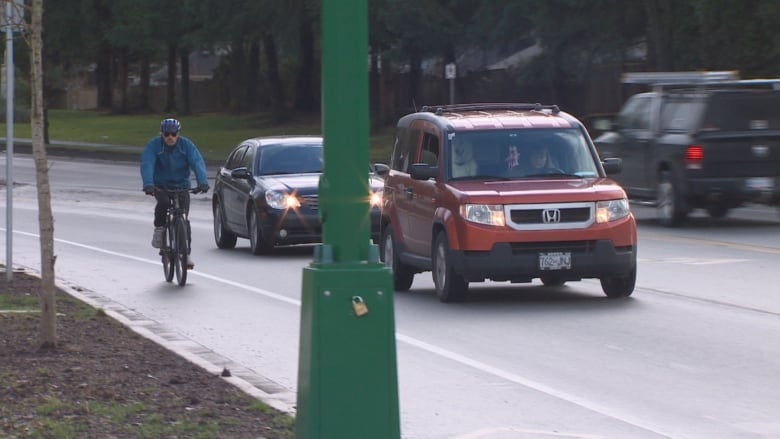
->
[256, 144, 323, 175]
[660, 99, 704, 131]
[225, 145, 249, 170]
[704, 91, 780, 130]
[240, 146, 254, 170]
[450, 128, 599, 179]
[391, 126, 409, 171]
[617, 94, 652, 130]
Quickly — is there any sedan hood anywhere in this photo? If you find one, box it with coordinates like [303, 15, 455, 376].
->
[256, 173, 321, 194]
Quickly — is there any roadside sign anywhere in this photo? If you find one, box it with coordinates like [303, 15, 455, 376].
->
[1, 0, 25, 32]
[445, 63, 457, 80]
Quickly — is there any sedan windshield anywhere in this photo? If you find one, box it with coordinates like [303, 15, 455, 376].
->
[256, 144, 324, 175]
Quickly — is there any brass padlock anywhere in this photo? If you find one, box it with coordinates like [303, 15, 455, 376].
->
[352, 296, 369, 317]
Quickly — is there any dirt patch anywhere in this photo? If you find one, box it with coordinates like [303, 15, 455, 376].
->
[0, 269, 294, 439]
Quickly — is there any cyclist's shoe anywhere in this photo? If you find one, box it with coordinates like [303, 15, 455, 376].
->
[186, 255, 195, 270]
[151, 227, 164, 248]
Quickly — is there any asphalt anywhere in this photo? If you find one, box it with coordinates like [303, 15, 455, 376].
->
[1, 137, 298, 415]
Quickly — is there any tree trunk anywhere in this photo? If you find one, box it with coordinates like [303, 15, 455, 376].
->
[180, 50, 191, 115]
[247, 41, 260, 111]
[117, 48, 128, 114]
[294, 15, 317, 112]
[140, 55, 151, 112]
[263, 33, 287, 120]
[165, 43, 177, 113]
[30, 0, 57, 349]
[96, 44, 113, 110]
[229, 36, 245, 114]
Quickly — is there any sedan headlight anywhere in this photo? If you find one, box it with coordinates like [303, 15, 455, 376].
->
[369, 188, 383, 208]
[460, 204, 505, 226]
[596, 198, 630, 223]
[266, 190, 301, 210]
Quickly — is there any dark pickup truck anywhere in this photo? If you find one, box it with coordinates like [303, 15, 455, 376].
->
[594, 71, 780, 226]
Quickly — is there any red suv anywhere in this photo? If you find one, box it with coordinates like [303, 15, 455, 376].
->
[377, 103, 637, 302]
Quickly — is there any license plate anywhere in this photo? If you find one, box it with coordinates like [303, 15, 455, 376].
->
[746, 177, 774, 190]
[539, 252, 571, 270]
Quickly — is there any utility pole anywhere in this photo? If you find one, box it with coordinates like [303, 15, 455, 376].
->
[295, 1, 401, 438]
[3, 0, 23, 282]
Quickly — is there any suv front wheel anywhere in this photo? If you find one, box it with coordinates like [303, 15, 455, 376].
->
[600, 266, 636, 298]
[432, 231, 468, 303]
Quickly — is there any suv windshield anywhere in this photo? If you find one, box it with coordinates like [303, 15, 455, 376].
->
[448, 128, 600, 180]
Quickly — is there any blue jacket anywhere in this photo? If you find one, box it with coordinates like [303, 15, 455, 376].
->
[140, 135, 209, 189]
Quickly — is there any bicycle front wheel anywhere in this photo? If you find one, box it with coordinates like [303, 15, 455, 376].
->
[173, 216, 189, 286]
[162, 227, 175, 282]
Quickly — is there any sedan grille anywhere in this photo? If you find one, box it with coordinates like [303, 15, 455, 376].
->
[300, 194, 319, 211]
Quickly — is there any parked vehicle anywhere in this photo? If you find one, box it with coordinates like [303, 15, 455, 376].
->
[594, 71, 780, 226]
[376, 103, 637, 302]
[212, 136, 383, 254]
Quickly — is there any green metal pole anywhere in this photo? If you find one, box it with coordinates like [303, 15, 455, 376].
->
[295, 1, 400, 438]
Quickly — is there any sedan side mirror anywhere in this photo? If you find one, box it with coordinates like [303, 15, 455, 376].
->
[230, 167, 252, 179]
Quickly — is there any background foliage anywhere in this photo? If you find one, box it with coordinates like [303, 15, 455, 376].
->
[4, 0, 780, 125]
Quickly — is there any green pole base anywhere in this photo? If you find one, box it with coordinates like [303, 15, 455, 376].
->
[295, 246, 401, 439]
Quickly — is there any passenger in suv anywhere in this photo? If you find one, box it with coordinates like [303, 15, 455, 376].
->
[377, 103, 637, 302]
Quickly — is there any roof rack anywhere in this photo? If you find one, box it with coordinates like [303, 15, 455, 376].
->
[622, 71, 740, 85]
[420, 103, 560, 115]
[621, 71, 780, 90]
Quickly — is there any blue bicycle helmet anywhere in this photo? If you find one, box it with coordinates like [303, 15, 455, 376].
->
[160, 118, 181, 134]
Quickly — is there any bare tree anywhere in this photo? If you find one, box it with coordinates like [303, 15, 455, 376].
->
[21, 0, 57, 347]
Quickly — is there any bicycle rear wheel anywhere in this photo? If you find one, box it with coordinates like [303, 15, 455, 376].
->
[162, 227, 175, 282]
[173, 216, 189, 286]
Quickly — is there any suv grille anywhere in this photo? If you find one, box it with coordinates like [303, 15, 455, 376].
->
[505, 202, 594, 230]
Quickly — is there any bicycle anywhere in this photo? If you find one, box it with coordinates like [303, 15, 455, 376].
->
[157, 187, 204, 286]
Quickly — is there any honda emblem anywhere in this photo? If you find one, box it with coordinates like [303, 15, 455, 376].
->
[542, 209, 561, 223]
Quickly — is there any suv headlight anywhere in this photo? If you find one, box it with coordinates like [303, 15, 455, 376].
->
[596, 198, 630, 223]
[266, 190, 301, 210]
[460, 204, 505, 226]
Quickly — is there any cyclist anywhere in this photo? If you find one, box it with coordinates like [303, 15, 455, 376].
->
[140, 118, 209, 269]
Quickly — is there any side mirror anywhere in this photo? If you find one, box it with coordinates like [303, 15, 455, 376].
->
[592, 118, 612, 132]
[230, 167, 252, 179]
[373, 163, 390, 177]
[409, 163, 438, 180]
[602, 157, 622, 175]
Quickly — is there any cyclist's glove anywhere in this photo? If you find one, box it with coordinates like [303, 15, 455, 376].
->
[197, 183, 210, 194]
[143, 185, 156, 195]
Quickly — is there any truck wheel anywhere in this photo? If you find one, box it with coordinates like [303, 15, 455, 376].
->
[381, 226, 414, 291]
[706, 205, 729, 219]
[600, 266, 636, 298]
[657, 171, 687, 227]
[432, 232, 468, 303]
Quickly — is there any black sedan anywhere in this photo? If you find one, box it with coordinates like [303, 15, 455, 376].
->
[212, 135, 384, 254]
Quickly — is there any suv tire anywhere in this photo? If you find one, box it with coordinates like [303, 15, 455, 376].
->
[381, 226, 414, 291]
[432, 231, 468, 303]
[600, 266, 636, 298]
[657, 170, 687, 227]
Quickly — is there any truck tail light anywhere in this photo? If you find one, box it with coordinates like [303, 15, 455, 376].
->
[685, 145, 704, 170]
